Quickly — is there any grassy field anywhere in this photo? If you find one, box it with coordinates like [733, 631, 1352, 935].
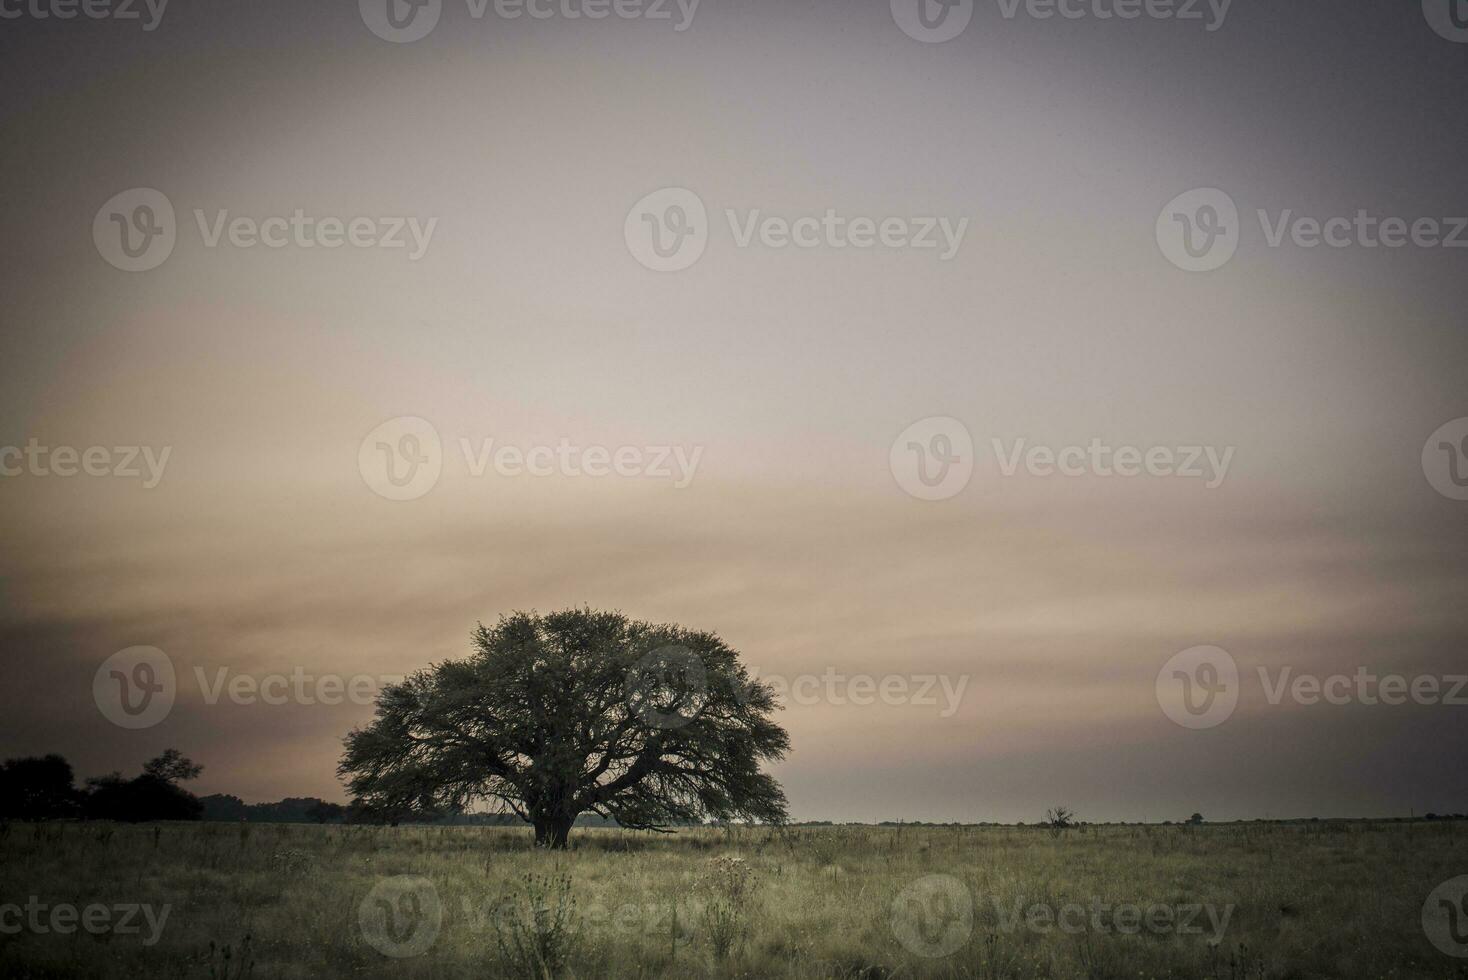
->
[1, 820, 1465, 979]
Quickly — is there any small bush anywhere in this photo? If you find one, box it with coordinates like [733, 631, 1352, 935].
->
[490, 872, 579, 978]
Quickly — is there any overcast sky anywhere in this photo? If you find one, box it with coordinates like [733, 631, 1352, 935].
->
[1, 0, 1465, 822]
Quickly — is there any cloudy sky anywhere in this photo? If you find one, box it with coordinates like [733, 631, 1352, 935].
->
[1, 0, 1465, 822]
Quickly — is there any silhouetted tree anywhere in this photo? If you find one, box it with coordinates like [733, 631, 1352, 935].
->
[83, 750, 204, 822]
[340, 609, 789, 848]
[0, 755, 80, 820]
[142, 748, 203, 784]
[1045, 806, 1076, 836]
[305, 800, 346, 823]
[200, 794, 249, 821]
[1187, 812, 1205, 826]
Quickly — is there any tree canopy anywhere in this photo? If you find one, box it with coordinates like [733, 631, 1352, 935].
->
[339, 608, 790, 847]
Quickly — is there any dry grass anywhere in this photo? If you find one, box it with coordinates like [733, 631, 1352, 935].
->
[0, 820, 1464, 978]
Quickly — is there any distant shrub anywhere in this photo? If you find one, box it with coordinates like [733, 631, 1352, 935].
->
[1044, 807, 1076, 837]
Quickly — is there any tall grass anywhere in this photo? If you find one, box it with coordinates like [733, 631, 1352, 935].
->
[0, 820, 1462, 978]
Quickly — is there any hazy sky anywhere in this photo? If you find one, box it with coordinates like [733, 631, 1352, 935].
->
[1, 0, 1465, 823]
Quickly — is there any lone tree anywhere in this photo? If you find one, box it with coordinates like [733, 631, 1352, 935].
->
[339, 608, 790, 848]
[1044, 806, 1076, 836]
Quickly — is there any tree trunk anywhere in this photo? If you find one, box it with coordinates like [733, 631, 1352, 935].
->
[533, 813, 575, 849]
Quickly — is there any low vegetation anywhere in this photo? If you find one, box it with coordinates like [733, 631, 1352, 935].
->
[0, 820, 1462, 978]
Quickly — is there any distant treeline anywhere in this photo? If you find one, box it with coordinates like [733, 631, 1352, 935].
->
[198, 794, 619, 826]
[0, 752, 619, 826]
[5, 754, 1461, 826]
[0, 751, 205, 823]
[792, 815, 1468, 827]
